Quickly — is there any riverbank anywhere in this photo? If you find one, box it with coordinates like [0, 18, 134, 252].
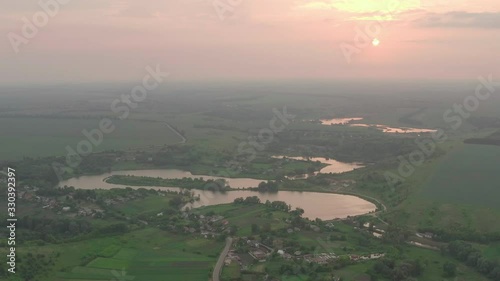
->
[59, 170, 377, 220]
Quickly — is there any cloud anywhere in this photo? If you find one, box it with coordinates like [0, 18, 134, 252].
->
[414, 11, 500, 28]
[296, 0, 422, 14]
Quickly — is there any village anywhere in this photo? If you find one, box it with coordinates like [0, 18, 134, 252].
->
[223, 236, 386, 267]
[173, 209, 390, 278]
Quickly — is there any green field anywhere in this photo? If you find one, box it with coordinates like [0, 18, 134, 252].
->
[4, 84, 500, 281]
[0, 117, 183, 160]
[389, 143, 500, 233]
[28, 228, 223, 281]
[422, 144, 500, 209]
[194, 203, 291, 236]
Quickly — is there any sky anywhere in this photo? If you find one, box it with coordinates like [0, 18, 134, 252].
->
[1, 0, 499, 84]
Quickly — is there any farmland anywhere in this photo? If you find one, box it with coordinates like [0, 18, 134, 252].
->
[0, 188, 224, 281]
[422, 144, 500, 209]
[0, 117, 183, 160]
[38, 228, 223, 281]
[3, 82, 500, 281]
[386, 142, 500, 235]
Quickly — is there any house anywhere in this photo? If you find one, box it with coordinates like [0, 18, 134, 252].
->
[370, 253, 385, 259]
[249, 249, 268, 262]
[310, 225, 321, 232]
[416, 232, 435, 239]
[210, 215, 224, 222]
[423, 232, 435, 239]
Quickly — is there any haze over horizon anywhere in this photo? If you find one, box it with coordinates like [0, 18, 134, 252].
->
[1, 0, 499, 84]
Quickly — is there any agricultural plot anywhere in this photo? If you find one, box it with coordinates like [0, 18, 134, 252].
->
[0, 117, 183, 160]
[194, 204, 290, 236]
[422, 144, 500, 209]
[39, 228, 223, 281]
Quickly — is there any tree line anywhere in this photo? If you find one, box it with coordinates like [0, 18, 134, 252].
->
[445, 240, 500, 281]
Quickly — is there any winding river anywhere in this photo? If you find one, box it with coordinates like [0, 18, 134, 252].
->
[272, 155, 364, 175]
[319, 117, 437, 134]
[59, 169, 376, 220]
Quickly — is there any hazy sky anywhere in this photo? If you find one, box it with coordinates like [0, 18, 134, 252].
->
[1, 0, 499, 84]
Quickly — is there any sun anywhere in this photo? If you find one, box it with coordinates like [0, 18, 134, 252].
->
[372, 38, 380, 47]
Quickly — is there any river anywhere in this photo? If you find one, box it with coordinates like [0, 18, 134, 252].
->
[319, 118, 437, 134]
[59, 169, 376, 220]
[272, 155, 364, 175]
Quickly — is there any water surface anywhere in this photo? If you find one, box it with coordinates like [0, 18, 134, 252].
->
[319, 117, 436, 134]
[59, 169, 376, 220]
[272, 155, 364, 174]
[60, 169, 262, 189]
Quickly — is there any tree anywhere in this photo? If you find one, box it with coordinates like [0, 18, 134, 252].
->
[262, 223, 271, 232]
[477, 258, 495, 274]
[251, 224, 260, 234]
[291, 208, 304, 217]
[169, 195, 184, 207]
[443, 262, 457, 277]
[466, 251, 482, 267]
[489, 266, 500, 281]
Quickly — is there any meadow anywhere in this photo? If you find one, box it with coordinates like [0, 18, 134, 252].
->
[422, 144, 500, 209]
[387, 142, 500, 234]
[4, 83, 500, 280]
[0, 117, 183, 160]
[30, 228, 223, 281]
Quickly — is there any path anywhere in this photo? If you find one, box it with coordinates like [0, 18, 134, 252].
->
[164, 121, 187, 144]
[212, 237, 233, 281]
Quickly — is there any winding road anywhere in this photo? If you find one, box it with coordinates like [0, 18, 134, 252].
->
[212, 237, 233, 281]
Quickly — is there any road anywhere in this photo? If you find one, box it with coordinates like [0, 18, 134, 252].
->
[164, 121, 187, 144]
[212, 237, 233, 281]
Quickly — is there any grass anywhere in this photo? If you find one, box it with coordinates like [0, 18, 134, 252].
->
[221, 262, 241, 280]
[5, 86, 500, 280]
[386, 142, 500, 233]
[112, 195, 176, 216]
[402, 246, 489, 281]
[28, 228, 224, 281]
[422, 144, 500, 209]
[0, 117, 183, 160]
[194, 203, 290, 236]
[481, 242, 500, 260]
